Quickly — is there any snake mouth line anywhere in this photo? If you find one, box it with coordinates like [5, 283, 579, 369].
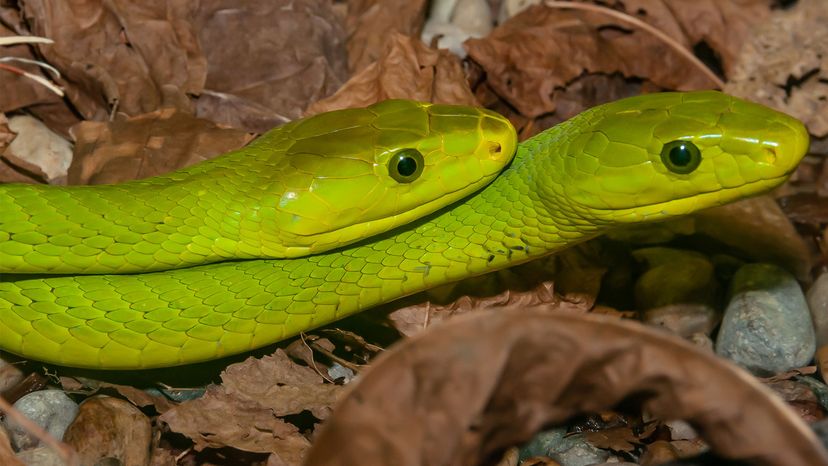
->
[593, 174, 792, 220]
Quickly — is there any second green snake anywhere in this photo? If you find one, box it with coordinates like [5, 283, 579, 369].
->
[0, 91, 810, 368]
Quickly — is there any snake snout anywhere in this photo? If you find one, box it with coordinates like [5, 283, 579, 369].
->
[480, 112, 518, 163]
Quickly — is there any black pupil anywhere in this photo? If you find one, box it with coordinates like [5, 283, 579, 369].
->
[397, 156, 417, 177]
[669, 145, 692, 166]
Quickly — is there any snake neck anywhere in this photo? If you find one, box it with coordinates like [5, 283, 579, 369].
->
[384, 120, 605, 290]
[0, 145, 288, 274]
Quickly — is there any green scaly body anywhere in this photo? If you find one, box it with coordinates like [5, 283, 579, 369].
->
[0, 91, 810, 368]
[1, 100, 515, 274]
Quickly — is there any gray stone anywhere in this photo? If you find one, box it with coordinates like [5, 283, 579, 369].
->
[715, 263, 816, 375]
[519, 427, 609, 466]
[807, 272, 828, 346]
[3, 390, 79, 450]
[15, 445, 66, 466]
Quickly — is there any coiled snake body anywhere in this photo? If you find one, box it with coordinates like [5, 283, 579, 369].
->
[0, 91, 809, 369]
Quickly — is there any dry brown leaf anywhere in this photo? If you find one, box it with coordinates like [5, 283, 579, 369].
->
[193, 0, 348, 133]
[305, 308, 828, 466]
[306, 33, 477, 115]
[0, 19, 72, 124]
[159, 350, 341, 459]
[220, 350, 341, 419]
[0, 114, 17, 156]
[20, 0, 206, 121]
[582, 425, 641, 453]
[161, 382, 311, 459]
[780, 193, 828, 228]
[345, 0, 428, 73]
[623, 0, 771, 77]
[693, 195, 812, 280]
[0, 425, 23, 466]
[385, 241, 606, 338]
[63, 396, 152, 466]
[68, 107, 253, 184]
[58, 376, 176, 414]
[725, 0, 828, 137]
[465, 4, 717, 117]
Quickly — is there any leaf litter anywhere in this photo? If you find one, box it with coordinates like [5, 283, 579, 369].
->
[0, 1, 827, 465]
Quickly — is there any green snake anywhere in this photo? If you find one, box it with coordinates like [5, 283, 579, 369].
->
[0, 91, 809, 369]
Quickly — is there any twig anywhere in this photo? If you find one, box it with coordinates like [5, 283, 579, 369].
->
[299, 333, 336, 383]
[0, 62, 64, 97]
[543, 0, 725, 89]
[0, 57, 61, 79]
[0, 395, 79, 466]
[0, 36, 53, 46]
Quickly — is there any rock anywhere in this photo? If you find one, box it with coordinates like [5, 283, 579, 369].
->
[519, 427, 609, 466]
[642, 305, 720, 338]
[633, 248, 720, 338]
[3, 390, 78, 450]
[715, 263, 816, 375]
[63, 396, 152, 466]
[807, 272, 828, 345]
[422, 0, 492, 57]
[14, 446, 64, 466]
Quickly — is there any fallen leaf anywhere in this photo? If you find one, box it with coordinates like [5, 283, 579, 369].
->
[465, 3, 718, 117]
[68, 107, 253, 184]
[20, 0, 206, 121]
[345, 0, 428, 73]
[306, 33, 477, 115]
[779, 193, 828, 227]
[59, 376, 176, 414]
[193, 0, 349, 132]
[220, 350, 340, 420]
[582, 425, 641, 452]
[159, 350, 341, 459]
[0, 426, 23, 466]
[306, 308, 827, 466]
[693, 196, 812, 280]
[724, 0, 828, 137]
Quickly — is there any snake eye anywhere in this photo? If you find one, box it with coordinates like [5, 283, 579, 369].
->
[388, 148, 424, 183]
[660, 140, 701, 174]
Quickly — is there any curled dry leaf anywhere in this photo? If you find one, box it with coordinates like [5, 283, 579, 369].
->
[386, 242, 605, 338]
[305, 308, 828, 466]
[0, 426, 23, 466]
[725, 0, 828, 137]
[68, 107, 253, 184]
[20, 0, 206, 121]
[693, 196, 812, 280]
[345, 0, 428, 73]
[58, 377, 176, 414]
[63, 396, 152, 466]
[465, 4, 718, 117]
[193, 0, 348, 133]
[621, 0, 771, 77]
[306, 33, 477, 115]
[780, 193, 828, 228]
[159, 350, 342, 460]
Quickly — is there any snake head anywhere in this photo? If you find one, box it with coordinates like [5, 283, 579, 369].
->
[262, 99, 516, 255]
[549, 91, 810, 224]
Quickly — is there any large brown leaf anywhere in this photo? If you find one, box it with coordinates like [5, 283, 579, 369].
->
[306, 308, 828, 466]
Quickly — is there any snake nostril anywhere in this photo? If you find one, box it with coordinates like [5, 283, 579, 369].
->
[762, 147, 778, 165]
[488, 141, 502, 156]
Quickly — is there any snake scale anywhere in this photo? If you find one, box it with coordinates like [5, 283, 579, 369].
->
[0, 91, 809, 369]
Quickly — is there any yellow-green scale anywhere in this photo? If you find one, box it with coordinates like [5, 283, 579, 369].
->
[0, 124, 583, 369]
[0, 91, 811, 369]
